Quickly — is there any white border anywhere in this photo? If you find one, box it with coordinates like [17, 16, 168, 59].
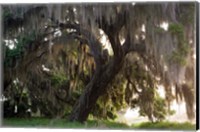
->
[0, 0, 198, 4]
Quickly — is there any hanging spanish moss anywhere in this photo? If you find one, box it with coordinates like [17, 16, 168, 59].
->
[2, 3, 196, 123]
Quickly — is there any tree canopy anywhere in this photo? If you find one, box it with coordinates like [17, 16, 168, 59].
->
[2, 2, 196, 123]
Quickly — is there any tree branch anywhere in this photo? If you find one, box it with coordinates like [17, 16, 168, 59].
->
[58, 23, 104, 67]
[122, 33, 146, 54]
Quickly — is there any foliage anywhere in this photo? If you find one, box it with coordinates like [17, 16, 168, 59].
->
[138, 89, 167, 122]
[50, 73, 68, 87]
[3, 8, 13, 20]
[170, 51, 187, 65]
[121, 55, 168, 122]
[3, 3, 195, 122]
[179, 3, 195, 24]
[155, 27, 165, 33]
[168, 23, 184, 35]
[3, 80, 31, 118]
[168, 23, 190, 66]
[91, 74, 127, 120]
[152, 93, 167, 121]
[4, 31, 37, 67]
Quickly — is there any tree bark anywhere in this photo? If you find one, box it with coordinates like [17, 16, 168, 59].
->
[69, 53, 124, 122]
[68, 8, 144, 122]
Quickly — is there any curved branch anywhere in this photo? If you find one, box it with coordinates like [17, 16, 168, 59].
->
[58, 23, 104, 67]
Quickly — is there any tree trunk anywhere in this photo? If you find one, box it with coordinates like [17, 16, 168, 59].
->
[69, 56, 124, 122]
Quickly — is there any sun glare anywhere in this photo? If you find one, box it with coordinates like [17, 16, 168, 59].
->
[124, 107, 139, 119]
[99, 29, 113, 55]
[141, 24, 145, 32]
[4, 40, 15, 49]
[193, 54, 196, 60]
[160, 22, 169, 31]
[42, 65, 50, 72]
[157, 85, 165, 98]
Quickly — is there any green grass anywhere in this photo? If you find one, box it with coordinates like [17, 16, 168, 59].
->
[3, 117, 128, 129]
[132, 121, 196, 130]
[3, 118, 196, 130]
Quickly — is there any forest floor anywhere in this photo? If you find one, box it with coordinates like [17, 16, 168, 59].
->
[3, 118, 196, 130]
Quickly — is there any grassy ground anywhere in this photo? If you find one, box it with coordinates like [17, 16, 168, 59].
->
[3, 118, 196, 130]
[132, 121, 196, 130]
